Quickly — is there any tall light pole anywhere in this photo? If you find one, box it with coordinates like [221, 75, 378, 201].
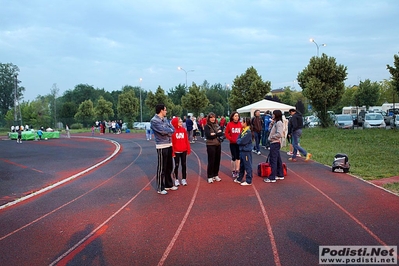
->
[226, 83, 230, 116]
[309, 38, 326, 56]
[14, 74, 18, 124]
[177, 66, 194, 89]
[139, 78, 143, 122]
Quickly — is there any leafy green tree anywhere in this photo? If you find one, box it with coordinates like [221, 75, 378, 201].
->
[297, 53, 348, 127]
[181, 82, 210, 117]
[280, 87, 295, 106]
[168, 84, 187, 106]
[229, 66, 271, 111]
[117, 90, 138, 123]
[145, 86, 174, 117]
[379, 79, 398, 104]
[387, 52, 399, 96]
[0, 63, 25, 125]
[62, 84, 98, 106]
[95, 96, 114, 121]
[59, 102, 77, 126]
[337, 85, 357, 112]
[27, 96, 52, 128]
[74, 99, 95, 127]
[354, 79, 380, 109]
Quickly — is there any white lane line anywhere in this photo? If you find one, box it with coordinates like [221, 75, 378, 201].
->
[253, 184, 282, 266]
[157, 150, 202, 266]
[50, 175, 154, 265]
[290, 169, 395, 250]
[0, 137, 121, 210]
[0, 139, 133, 242]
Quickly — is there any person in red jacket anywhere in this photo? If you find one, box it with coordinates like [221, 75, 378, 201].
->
[171, 117, 191, 186]
[200, 116, 207, 140]
[224, 111, 242, 179]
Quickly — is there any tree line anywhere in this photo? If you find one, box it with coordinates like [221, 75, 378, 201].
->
[1, 52, 398, 129]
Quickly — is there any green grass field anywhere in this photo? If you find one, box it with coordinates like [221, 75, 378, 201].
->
[286, 127, 399, 180]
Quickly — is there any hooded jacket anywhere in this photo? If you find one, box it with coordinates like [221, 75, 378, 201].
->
[225, 121, 241, 144]
[171, 117, 191, 157]
[289, 111, 304, 132]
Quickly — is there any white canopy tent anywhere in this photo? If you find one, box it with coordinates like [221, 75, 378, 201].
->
[236, 99, 295, 117]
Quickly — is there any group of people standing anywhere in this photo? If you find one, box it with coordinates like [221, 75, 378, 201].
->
[150, 104, 312, 195]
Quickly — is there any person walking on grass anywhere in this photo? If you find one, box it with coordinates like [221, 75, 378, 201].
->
[235, 117, 253, 186]
[264, 110, 285, 183]
[150, 104, 178, 195]
[171, 117, 191, 186]
[204, 112, 224, 184]
[288, 108, 312, 162]
[225, 111, 242, 180]
[251, 110, 263, 155]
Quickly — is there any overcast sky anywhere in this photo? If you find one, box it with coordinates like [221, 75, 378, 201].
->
[1, 0, 398, 101]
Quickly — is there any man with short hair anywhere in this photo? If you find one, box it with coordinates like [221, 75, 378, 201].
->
[150, 104, 177, 195]
[251, 110, 263, 155]
[288, 109, 312, 162]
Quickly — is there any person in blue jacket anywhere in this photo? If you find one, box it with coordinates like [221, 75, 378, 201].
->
[235, 117, 253, 186]
[261, 110, 272, 149]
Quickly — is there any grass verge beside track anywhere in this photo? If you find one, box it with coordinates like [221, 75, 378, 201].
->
[285, 127, 399, 180]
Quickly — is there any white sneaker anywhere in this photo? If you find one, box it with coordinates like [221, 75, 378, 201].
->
[165, 186, 178, 191]
[157, 190, 168, 195]
[276, 176, 285, 180]
[257, 151, 261, 155]
[181, 179, 187, 186]
[233, 178, 241, 183]
[213, 176, 221, 182]
[240, 181, 252, 186]
[174, 179, 180, 186]
[207, 178, 214, 183]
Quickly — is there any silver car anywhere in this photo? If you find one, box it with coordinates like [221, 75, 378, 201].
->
[335, 114, 354, 129]
[389, 116, 399, 129]
[363, 113, 386, 129]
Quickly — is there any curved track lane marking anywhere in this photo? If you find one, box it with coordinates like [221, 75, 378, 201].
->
[48, 140, 148, 265]
[252, 184, 282, 266]
[170, 144, 281, 265]
[0, 137, 121, 210]
[0, 139, 139, 242]
[157, 150, 202, 266]
[290, 169, 399, 260]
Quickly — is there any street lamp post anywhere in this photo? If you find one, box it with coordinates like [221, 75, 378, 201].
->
[226, 84, 230, 116]
[14, 74, 18, 124]
[309, 38, 326, 56]
[177, 66, 194, 89]
[139, 78, 143, 122]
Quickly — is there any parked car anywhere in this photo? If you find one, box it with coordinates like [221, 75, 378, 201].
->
[389, 115, 399, 129]
[335, 114, 354, 129]
[371, 111, 390, 125]
[363, 113, 386, 129]
[305, 116, 320, 128]
[133, 122, 146, 130]
[357, 110, 367, 126]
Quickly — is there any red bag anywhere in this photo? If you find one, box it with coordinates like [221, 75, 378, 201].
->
[283, 163, 287, 176]
[257, 162, 271, 177]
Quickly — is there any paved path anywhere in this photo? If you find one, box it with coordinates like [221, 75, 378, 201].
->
[0, 133, 398, 265]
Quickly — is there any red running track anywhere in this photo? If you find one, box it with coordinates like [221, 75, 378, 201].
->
[0, 132, 398, 265]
